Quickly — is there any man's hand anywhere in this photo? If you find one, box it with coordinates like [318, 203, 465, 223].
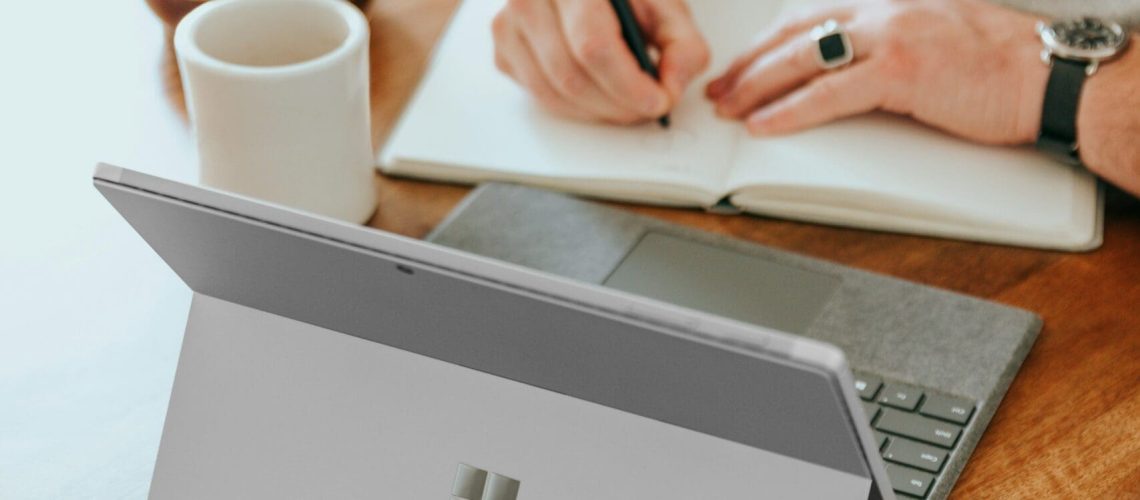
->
[492, 0, 710, 124]
[706, 0, 1049, 145]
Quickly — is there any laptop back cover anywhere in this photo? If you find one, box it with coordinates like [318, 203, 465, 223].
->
[93, 165, 890, 499]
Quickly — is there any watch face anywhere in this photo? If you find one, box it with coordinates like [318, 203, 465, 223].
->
[1042, 17, 1128, 61]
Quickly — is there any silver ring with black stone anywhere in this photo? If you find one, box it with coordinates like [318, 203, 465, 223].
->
[811, 19, 854, 70]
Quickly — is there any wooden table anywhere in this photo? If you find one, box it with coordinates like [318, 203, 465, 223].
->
[8, 0, 1133, 497]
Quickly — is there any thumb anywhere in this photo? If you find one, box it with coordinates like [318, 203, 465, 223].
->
[642, 2, 710, 102]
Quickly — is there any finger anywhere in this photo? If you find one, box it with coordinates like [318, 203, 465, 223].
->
[554, 0, 671, 118]
[715, 22, 872, 119]
[706, 7, 853, 99]
[641, 0, 711, 101]
[493, 19, 593, 121]
[745, 62, 883, 135]
[713, 35, 824, 119]
[512, 0, 643, 123]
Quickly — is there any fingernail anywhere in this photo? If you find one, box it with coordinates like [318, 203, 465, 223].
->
[746, 110, 774, 134]
[644, 92, 668, 115]
[746, 120, 770, 136]
[749, 108, 772, 122]
[715, 99, 735, 118]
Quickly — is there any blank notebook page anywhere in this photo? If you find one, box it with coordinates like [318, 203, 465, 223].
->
[727, 114, 1094, 233]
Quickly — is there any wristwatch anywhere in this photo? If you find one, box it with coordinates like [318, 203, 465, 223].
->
[1035, 17, 1129, 165]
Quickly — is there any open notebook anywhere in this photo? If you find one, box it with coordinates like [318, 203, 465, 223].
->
[379, 0, 1102, 251]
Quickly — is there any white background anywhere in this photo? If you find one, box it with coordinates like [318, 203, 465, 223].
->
[0, 1, 196, 497]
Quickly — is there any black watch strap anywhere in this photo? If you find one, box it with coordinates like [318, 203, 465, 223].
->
[1036, 58, 1087, 165]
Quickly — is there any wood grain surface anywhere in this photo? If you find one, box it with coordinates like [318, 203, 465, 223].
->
[161, 0, 1140, 497]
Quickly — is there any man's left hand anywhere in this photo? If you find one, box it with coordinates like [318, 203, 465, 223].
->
[706, 0, 1049, 145]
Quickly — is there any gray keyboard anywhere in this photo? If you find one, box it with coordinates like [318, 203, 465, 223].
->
[853, 373, 977, 499]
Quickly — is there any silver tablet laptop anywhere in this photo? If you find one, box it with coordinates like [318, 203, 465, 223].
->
[95, 163, 900, 499]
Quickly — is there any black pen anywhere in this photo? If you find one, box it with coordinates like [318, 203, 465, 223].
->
[610, 0, 670, 128]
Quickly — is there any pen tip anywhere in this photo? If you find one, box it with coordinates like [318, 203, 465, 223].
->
[658, 115, 670, 128]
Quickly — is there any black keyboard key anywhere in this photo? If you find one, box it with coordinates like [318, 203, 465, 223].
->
[878, 384, 924, 411]
[883, 436, 948, 473]
[885, 463, 935, 498]
[919, 395, 976, 425]
[854, 374, 883, 400]
[875, 408, 962, 449]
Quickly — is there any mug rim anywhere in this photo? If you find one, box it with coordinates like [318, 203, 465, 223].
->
[173, 0, 368, 77]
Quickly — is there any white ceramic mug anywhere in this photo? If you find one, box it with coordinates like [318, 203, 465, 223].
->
[174, 0, 376, 223]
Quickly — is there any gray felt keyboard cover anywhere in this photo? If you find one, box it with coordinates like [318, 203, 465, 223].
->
[426, 183, 1042, 499]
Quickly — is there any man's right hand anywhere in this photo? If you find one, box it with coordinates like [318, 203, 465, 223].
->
[492, 0, 709, 124]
